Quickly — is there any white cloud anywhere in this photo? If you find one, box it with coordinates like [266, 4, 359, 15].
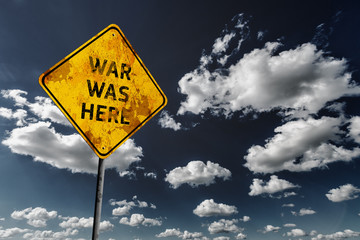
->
[0, 107, 27, 126]
[23, 228, 79, 240]
[236, 233, 247, 239]
[193, 199, 238, 217]
[165, 161, 231, 189]
[208, 219, 241, 234]
[284, 223, 296, 228]
[11, 207, 57, 228]
[212, 32, 236, 55]
[0, 227, 30, 238]
[156, 228, 206, 239]
[156, 228, 182, 238]
[177, 41, 360, 117]
[1, 89, 28, 106]
[59, 216, 113, 232]
[348, 116, 360, 144]
[311, 229, 360, 240]
[110, 197, 156, 216]
[119, 214, 162, 227]
[292, 208, 316, 216]
[240, 216, 250, 222]
[262, 225, 281, 233]
[2, 121, 143, 175]
[28, 96, 70, 126]
[214, 237, 230, 240]
[158, 111, 183, 131]
[249, 175, 299, 196]
[282, 203, 295, 208]
[112, 205, 132, 216]
[244, 116, 360, 173]
[144, 172, 157, 179]
[325, 184, 360, 202]
[286, 228, 307, 237]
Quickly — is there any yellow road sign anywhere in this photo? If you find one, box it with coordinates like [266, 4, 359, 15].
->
[39, 24, 167, 159]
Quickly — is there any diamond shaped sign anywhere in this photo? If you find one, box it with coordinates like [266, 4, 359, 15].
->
[39, 24, 167, 159]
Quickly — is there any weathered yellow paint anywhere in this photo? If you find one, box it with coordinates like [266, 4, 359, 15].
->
[39, 24, 167, 159]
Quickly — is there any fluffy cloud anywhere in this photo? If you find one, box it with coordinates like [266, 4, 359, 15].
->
[325, 184, 360, 202]
[348, 116, 360, 144]
[0, 227, 30, 238]
[158, 111, 183, 131]
[177, 41, 360, 117]
[1, 89, 144, 175]
[11, 207, 57, 228]
[119, 213, 162, 227]
[236, 233, 247, 239]
[214, 237, 230, 240]
[165, 161, 231, 189]
[249, 175, 299, 196]
[110, 196, 156, 216]
[284, 223, 296, 228]
[239, 216, 250, 222]
[262, 225, 281, 233]
[193, 199, 238, 217]
[2, 121, 143, 174]
[1, 89, 28, 106]
[27, 96, 71, 126]
[244, 117, 360, 173]
[156, 228, 182, 238]
[156, 228, 206, 239]
[208, 219, 242, 234]
[282, 203, 295, 208]
[291, 208, 316, 216]
[23, 228, 79, 240]
[0, 107, 27, 126]
[311, 229, 360, 240]
[59, 216, 113, 231]
[286, 228, 307, 237]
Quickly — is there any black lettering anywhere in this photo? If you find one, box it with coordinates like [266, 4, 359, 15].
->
[121, 109, 130, 125]
[81, 103, 94, 120]
[118, 86, 129, 102]
[121, 63, 131, 80]
[104, 84, 116, 100]
[89, 56, 108, 75]
[96, 105, 107, 121]
[108, 106, 119, 123]
[87, 79, 105, 98]
[106, 61, 118, 78]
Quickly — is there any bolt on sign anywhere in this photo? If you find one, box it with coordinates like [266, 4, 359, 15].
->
[39, 24, 167, 159]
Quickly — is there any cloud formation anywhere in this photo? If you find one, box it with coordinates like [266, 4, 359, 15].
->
[158, 111, 183, 131]
[193, 199, 238, 217]
[208, 219, 242, 234]
[110, 196, 156, 216]
[249, 175, 299, 197]
[165, 161, 231, 189]
[119, 214, 162, 227]
[177, 41, 360, 117]
[311, 229, 360, 240]
[244, 117, 360, 173]
[325, 184, 360, 202]
[11, 207, 57, 228]
[291, 208, 316, 216]
[1, 89, 144, 175]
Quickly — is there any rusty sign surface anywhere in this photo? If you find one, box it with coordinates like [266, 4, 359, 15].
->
[39, 24, 167, 159]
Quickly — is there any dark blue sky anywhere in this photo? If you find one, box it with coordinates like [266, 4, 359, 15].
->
[1, 1, 360, 240]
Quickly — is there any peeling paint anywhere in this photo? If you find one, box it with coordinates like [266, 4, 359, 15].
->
[39, 24, 167, 159]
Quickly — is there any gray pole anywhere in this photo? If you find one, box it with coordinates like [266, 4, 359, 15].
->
[92, 157, 106, 240]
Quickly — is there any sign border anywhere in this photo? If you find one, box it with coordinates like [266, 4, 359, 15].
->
[39, 24, 167, 158]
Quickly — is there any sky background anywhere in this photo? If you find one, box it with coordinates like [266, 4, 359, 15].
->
[1, 0, 360, 240]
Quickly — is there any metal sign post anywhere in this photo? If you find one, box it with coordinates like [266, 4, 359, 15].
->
[92, 158, 105, 240]
[39, 24, 167, 239]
